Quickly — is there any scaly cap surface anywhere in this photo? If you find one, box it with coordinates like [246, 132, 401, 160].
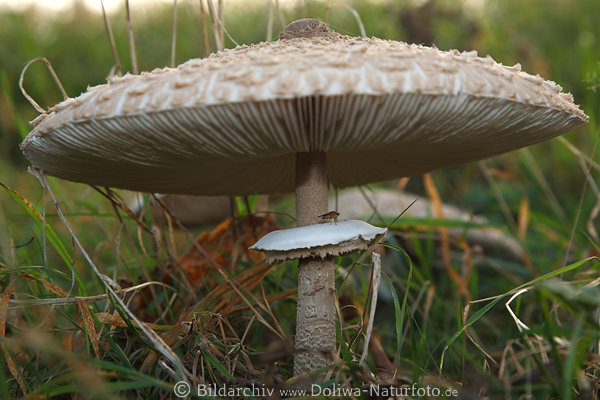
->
[22, 21, 588, 194]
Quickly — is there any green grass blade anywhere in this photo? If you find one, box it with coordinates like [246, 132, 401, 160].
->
[0, 182, 89, 296]
[0, 335, 173, 391]
[381, 243, 414, 370]
[201, 347, 235, 380]
[439, 256, 598, 373]
[0, 70, 29, 140]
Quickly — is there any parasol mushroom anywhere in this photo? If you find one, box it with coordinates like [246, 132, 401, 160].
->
[21, 19, 588, 374]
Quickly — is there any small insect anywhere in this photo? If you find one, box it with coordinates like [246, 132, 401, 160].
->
[318, 211, 340, 223]
[181, 320, 195, 335]
[180, 315, 199, 335]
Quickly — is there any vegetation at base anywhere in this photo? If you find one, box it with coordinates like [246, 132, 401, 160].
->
[1, 0, 600, 398]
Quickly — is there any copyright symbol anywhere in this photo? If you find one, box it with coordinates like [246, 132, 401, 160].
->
[174, 381, 191, 398]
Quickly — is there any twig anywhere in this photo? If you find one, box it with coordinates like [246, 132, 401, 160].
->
[19, 58, 68, 113]
[125, 0, 138, 74]
[100, 0, 123, 75]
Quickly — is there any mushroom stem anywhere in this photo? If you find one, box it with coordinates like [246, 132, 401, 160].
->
[294, 152, 336, 374]
[295, 152, 328, 226]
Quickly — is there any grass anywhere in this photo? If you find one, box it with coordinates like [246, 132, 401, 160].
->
[1, 0, 600, 398]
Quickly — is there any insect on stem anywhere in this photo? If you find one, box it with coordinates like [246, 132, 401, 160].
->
[318, 211, 340, 223]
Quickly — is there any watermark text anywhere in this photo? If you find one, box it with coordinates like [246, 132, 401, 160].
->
[173, 381, 459, 398]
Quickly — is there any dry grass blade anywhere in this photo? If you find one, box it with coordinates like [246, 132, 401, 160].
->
[505, 288, 532, 333]
[1, 278, 28, 395]
[461, 244, 474, 304]
[100, 0, 122, 75]
[140, 214, 283, 375]
[93, 188, 171, 315]
[164, 207, 178, 259]
[257, 284, 286, 334]
[96, 312, 171, 331]
[521, 148, 567, 223]
[561, 127, 599, 268]
[586, 197, 600, 243]
[218, 0, 224, 48]
[198, 0, 210, 57]
[505, 288, 569, 350]
[125, 0, 138, 74]
[517, 195, 530, 242]
[275, 0, 285, 28]
[152, 198, 282, 337]
[142, 261, 284, 374]
[557, 136, 600, 172]
[106, 188, 196, 300]
[424, 173, 466, 296]
[478, 160, 518, 233]
[77, 299, 101, 359]
[397, 177, 410, 192]
[266, 0, 273, 41]
[206, 0, 238, 48]
[461, 301, 498, 367]
[328, 3, 367, 37]
[8, 281, 175, 307]
[423, 283, 435, 328]
[206, 0, 223, 51]
[360, 252, 381, 365]
[228, 288, 296, 314]
[210, 263, 278, 318]
[91, 186, 151, 235]
[19, 57, 68, 113]
[21, 274, 69, 301]
[171, 0, 178, 67]
[32, 169, 189, 381]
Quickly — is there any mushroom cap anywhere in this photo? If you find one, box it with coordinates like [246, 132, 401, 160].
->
[22, 26, 588, 195]
[249, 219, 387, 263]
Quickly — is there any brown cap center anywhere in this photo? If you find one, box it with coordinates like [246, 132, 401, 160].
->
[279, 19, 333, 40]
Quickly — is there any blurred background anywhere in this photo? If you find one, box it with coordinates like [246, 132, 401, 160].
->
[1, 0, 599, 397]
